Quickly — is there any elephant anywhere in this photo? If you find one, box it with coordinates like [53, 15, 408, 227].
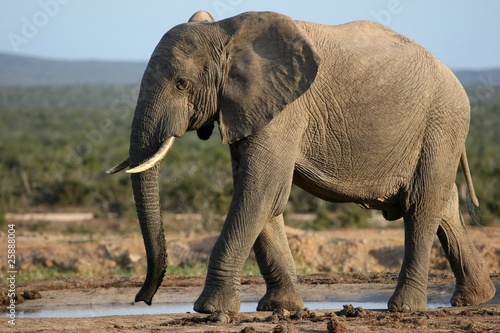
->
[107, 10, 495, 313]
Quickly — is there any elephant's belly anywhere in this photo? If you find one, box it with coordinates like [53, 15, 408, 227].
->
[292, 168, 354, 203]
[292, 164, 402, 215]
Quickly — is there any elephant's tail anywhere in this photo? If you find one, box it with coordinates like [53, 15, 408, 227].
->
[460, 149, 481, 225]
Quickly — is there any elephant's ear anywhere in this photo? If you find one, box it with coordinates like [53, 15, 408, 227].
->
[217, 12, 320, 144]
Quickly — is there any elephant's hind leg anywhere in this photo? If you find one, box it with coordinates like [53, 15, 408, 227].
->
[389, 138, 460, 312]
[437, 185, 495, 307]
[253, 214, 304, 311]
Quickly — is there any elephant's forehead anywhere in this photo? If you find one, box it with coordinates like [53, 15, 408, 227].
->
[154, 28, 210, 62]
[150, 49, 205, 76]
[162, 23, 214, 51]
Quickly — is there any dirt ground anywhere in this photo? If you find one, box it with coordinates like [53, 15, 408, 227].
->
[3, 273, 500, 333]
[1, 217, 499, 332]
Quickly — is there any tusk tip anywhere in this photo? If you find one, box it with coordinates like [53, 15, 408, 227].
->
[105, 158, 130, 175]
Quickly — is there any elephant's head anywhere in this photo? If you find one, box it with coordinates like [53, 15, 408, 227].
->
[106, 11, 320, 305]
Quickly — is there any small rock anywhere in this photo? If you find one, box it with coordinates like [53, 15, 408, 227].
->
[337, 304, 364, 317]
[327, 315, 348, 333]
[274, 307, 291, 320]
[273, 323, 300, 333]
[212, 312, 231, 323]
[291, 308, 307, 320]
[266, 314, 279, 322]
[23, 290, 42, 300]
[241, 327, 257, 333]
[291, 308, 317, 320]
[1, 290, 25, 305]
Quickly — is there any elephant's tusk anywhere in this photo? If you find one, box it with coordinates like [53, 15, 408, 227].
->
[127, 137, 176, 174]
[106, 158, 130, 174]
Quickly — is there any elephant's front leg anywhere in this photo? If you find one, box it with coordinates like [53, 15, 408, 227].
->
[193, 137, 297, 314]
[254, 214, 304, 311]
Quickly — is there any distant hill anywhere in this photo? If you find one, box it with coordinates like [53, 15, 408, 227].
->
[453, 68, 500, 87]
[0, 52, 499, 87]
[0, 53, 146, 86]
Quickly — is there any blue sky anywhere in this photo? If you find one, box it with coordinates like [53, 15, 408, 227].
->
[1, 0, 499, 69]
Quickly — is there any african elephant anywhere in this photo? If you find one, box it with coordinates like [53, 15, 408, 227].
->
[107, 10, 495, 313]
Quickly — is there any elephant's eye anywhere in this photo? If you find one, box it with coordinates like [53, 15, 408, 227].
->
[175, 78, 190, 91]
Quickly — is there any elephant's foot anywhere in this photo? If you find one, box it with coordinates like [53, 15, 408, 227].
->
[193, 280, 241, 314]
[257, 287, 304, 311]
[388, 285, 427, 312]
[451, 275, 496, 307]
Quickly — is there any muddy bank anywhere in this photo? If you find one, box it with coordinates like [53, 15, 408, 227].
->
[3, 273, 500, 333]
[8, 306, 500, 333]
[1, 226, 499, 278]
[1, 224, 499, 332]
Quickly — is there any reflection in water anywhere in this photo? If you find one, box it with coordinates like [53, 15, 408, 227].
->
[17, 301, 450, 318]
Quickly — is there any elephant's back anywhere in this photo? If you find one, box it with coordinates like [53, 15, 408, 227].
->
[297, 20, 438, 77]
[295, 19, 461, 130]
[297, 19, 427, 56]
[292, 20, 465, 198]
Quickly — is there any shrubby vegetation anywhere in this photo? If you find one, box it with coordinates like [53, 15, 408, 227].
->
[0, 85, 235, 229]
[464, 102, 500, 224]
[1, 83, 499, 230]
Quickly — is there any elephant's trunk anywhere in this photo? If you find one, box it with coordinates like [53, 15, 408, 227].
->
[129, 107, 171, 305]
[130, 166, 166, 305]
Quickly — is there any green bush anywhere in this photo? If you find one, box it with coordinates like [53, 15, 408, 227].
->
[312, 205, 369, 230]
[1, 84, 499, 227]
[336, 205, 368, 228]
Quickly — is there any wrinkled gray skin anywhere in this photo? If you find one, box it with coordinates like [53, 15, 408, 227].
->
[110, 10, 495, 313]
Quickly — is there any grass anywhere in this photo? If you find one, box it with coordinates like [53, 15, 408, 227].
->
[14, 261, 263, 284]
[15, 265, 140, 284]
[17, 267, 79, 284]
[167, 259, 261, 276]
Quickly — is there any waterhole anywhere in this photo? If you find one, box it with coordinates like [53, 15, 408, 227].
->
[16, 301, 450, 318]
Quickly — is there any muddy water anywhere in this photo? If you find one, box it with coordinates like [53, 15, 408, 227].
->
[17, 301, 452, 318]
[13, 283, 454, 318]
